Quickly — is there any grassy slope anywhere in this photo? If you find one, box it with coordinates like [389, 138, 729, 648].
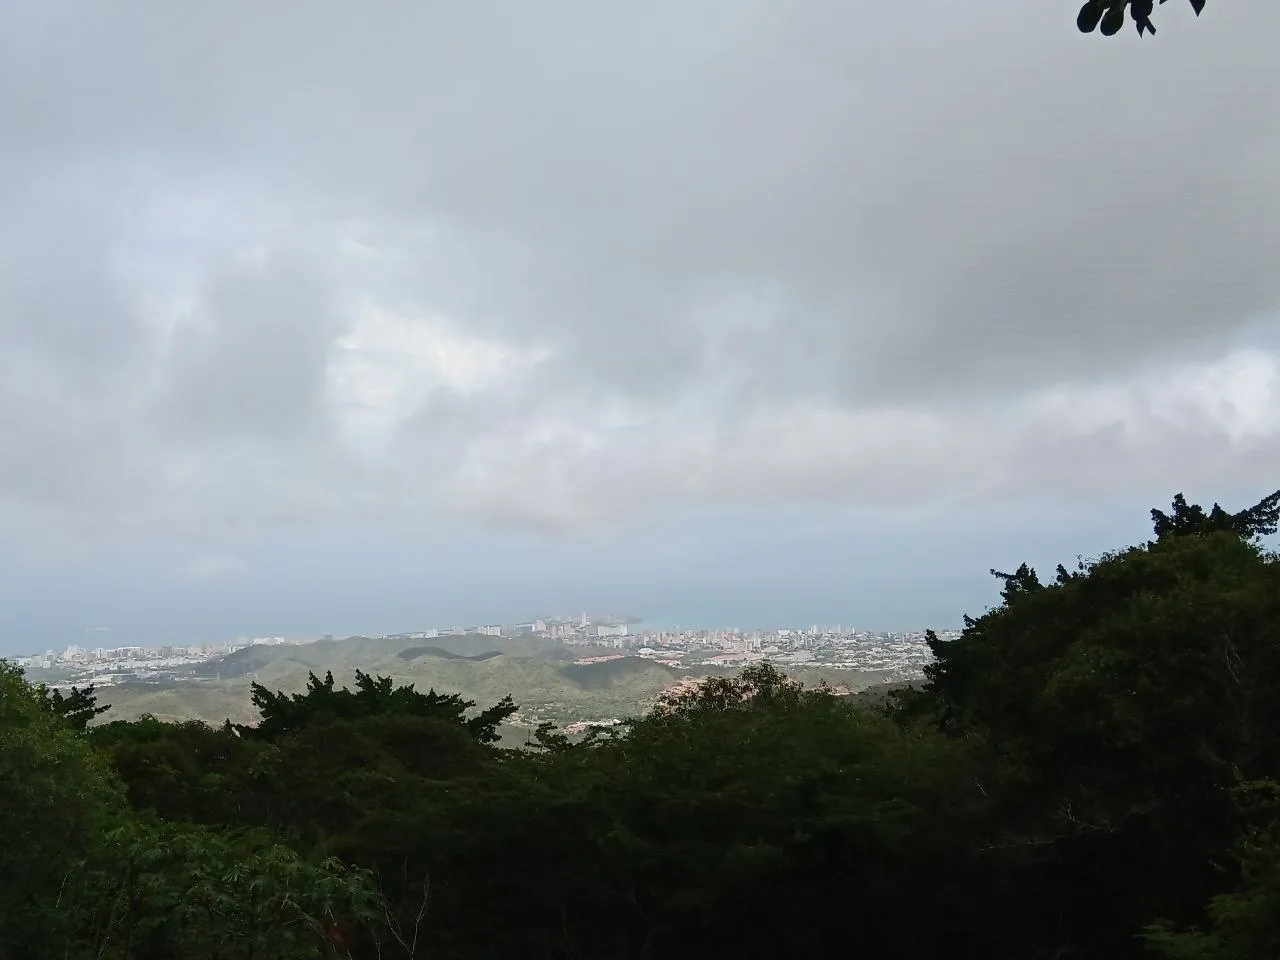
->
[81, 634, 902, 730]
[92, 635, 693, 728]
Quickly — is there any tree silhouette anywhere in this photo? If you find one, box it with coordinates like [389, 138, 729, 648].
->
[38, 682, 110, 732]
[1150, 489, 1280, 544]
[238, 668, 516, 743]
[1077, 0, 1206, 38]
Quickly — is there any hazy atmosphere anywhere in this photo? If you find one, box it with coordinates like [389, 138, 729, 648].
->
[2, 1, 1277, 652]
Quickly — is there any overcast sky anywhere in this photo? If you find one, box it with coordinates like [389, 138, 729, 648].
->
[2, 1, 1278, 652]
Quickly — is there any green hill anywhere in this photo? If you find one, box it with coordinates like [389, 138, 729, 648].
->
[93, 635, 693, 728]
[90, 634, 903, 729]
[558, 656, 683, 690]
[396, 645, 504, 662]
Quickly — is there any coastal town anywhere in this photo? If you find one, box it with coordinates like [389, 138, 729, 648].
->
[12, 614, 955, 692]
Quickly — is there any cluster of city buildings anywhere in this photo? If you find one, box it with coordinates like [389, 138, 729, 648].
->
[384, 612, 633, 643]
[11, 635, 307, 684]
[374, 615, 955, 684]
[11, 614, 958, 691]
[577, 625, 957, 682]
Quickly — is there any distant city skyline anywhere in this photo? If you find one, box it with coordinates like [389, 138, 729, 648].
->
[16, 619, 952, 714]
[11, 616, 951, 663]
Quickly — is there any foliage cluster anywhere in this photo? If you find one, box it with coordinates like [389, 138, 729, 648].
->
[6, 489, 1280, 958]
[1076, 0, 1207, 38]
[85, 645, 685, 728]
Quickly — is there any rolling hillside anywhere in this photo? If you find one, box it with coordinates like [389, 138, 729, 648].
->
[92, 635, 693, 730]
[396, 645, 504, 662]
[83, 633, 904, 733]
[558, 656, 683, 690]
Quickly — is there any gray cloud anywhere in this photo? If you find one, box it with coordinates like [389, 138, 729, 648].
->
[0, 1, 1277, 545]
[155, 251, 339, 442]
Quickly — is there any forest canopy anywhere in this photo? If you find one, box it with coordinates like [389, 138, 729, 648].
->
[4, 488, 1280, 959]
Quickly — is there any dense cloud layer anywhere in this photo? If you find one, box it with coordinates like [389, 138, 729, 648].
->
[1, 0, 1278, 549]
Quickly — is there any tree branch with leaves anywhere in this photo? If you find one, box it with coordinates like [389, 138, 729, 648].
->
[1077, 0, 1206, 37]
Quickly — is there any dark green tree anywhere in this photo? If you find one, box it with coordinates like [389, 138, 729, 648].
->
[442, 663, 984, 959]
[1150, 489, 1280, 543]
[74, 819, 389, 960]
[38, 682, 111, 732]
[1144, 779, 1280, 959]
[239, 669, 516, 744]
[0, 662, 123, 959]
[4, 660, 390, 960]
[896, 491, 1280, 956]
